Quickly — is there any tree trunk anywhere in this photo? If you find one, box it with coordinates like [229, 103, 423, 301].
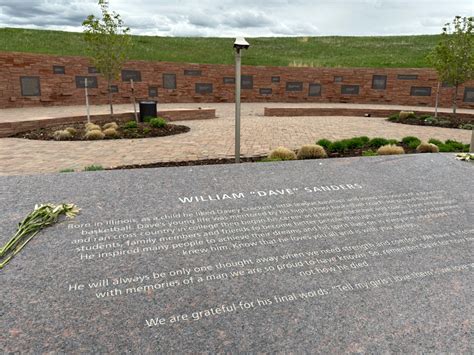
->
[108, 78, 114, 118]
[434, 81, 440, 118]
[452, 84, 459, 116]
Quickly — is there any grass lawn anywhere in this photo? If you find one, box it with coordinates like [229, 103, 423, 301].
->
[0, 28, 440, 68]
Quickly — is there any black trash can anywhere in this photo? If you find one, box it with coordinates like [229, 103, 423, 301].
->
[139, 101, 157, 122]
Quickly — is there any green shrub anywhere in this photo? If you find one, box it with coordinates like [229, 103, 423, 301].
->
[438, 144, 455, 152]
[103, 122, 119, 130]
[143, 116, 154, 123]
[419, 114, 432, 120]
[445, 139, 465, 151]
[149, 117, 167, 128]
[83, 165, 104, 171]
[85, 129, 105, 140]
[124, 120, 138, 129]
[416, 142, 439, 153]
[387, 139, 399, 145]
[428, 138, 443, 146]
[377, 144, 405, 155]
[344, 137, 366, 149]
[438, 119, 452, 127]
[328, 140, 348, 153]
[463, 144, 470, 152]
[297, 144, 327, 160]
[402, 136, 421, 149]
[387, 113, 399, 122]
[268, 147, 297, 160]
[399, 111, 416, 120]
[424, 116, 438, 125]
[362, 150, 378, 156]
[59, 168, 75, 173]
[316, 139, 332, 150]
[143, 128, 151, 134]
[368, 137, 390, 149]
[356, 136, 370, 144]
[53, 130, 73, 141]
[459, 123, 474, 130]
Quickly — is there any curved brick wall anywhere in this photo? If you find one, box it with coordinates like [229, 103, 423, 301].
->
[1, 52, 474, 109]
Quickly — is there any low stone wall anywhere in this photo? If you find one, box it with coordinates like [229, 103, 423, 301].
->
[264, 107, 474, 122]
[1, 52, 474, 109]
[0, 108, 215, 137]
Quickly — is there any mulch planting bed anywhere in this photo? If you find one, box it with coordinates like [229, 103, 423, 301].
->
[13, 121, 190, 141]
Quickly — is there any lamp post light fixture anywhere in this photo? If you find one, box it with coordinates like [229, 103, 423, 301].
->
[234, 37, 250, 163]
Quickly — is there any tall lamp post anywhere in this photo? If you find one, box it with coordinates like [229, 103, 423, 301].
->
[234, 38, 250, 163]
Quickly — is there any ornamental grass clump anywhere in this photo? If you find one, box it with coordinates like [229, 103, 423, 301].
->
[402, 136, 422, 149]
[65, 127, 77, 136]
[53, 130, 73, 141]
[85, 123, 101, 131]
[368, 137, 390, 149]
[0, 203, 80, 269]
[149, 117, 167, 128]
[377, 144, 405, 155]
[316, 139, 332, 150]
[297, 144, 327, 159]
[416, 142, 440, 153]
[103, 127, 119, 138]
[399, 111, 416, 120]
[103, 122, 119, 130]
[268, 147, 297, 161]
[85, 129, 105, 140]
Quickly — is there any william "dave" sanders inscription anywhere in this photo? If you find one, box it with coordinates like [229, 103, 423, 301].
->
[1, 154, 472, 353]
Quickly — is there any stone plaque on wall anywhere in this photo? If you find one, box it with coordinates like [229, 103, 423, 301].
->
[122, 70, 142, 82]
[334, 76, 343, 83]
[184, 69, 202, 76]
[149, 86, 158, 97]
[20, 76, 41, 96]
[259, 88, 272, 95]
[341, 85, 359, 95]
[163, 74, 177, 90]
[463, 87, 474, 103]
[88, 67, 99, 74]
[308, 83, 322, 97]
[75, 76, 98, 89]
[110, 85, 119, 93]
[271, 76, 280, 83]
[397, 74, 418, 80]
[53, 65, 65, 74]
[286, 82, 303, 92]
[241, 75, 253, 90]
[223, 77, 235, 84]
[410, 87, 431, 96]
[195, 83, 213, 94]
[372, 75, 387, 90]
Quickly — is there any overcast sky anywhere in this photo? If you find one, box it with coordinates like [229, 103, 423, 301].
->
[0, 0, 472, 37]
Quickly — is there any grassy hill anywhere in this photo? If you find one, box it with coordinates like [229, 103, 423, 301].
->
[0, 28, 440, 68]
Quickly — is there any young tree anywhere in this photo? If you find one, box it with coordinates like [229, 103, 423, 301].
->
[83, 0, 131, 117]
[428, 16, 474, 116]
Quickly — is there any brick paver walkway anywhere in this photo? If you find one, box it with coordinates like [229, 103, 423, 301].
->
[0, 103, 472, 176]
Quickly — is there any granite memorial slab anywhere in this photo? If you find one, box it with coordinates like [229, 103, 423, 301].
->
[195, 83, 213, 94]
[241, 75, 254, 90]
[410, 86, 432, 96]
[122, 70, 142, 82]
[463, 87, 474, 103]
[75, 76, 98, 89]
[1, 154, 473, 353]
[341, 84, 360, 95]
[334, 76, 343, 83]
[184, 69, 202, 76]
[148, 86, 158, 97]
[309, 83, 322, 97]
[88, 67, 99, 74]
[271, 76, 281, 83]
[53, 65, 65, 75]
[259, 88, 272, 95]
[397, 74, 418, 80]
[223, 77, 235, 84]
[20, 76, 41, 96]
[163, 74, 177, 90]
[372, 75, 387, 90]
[286, 82, 303, 92]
